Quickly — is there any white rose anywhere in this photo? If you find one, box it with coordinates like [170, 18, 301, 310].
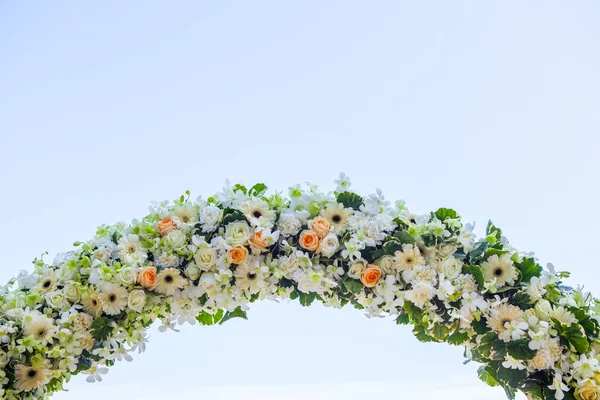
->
[535, 299, 553, 321]
[377, 255, 395, 275]
[225, 221, 252, 246]
[0, 350, 8, 367]
[199, 272, 217, 289]
[128, 289, 146, 313]
[441, 257, 463, 281]
[46, 291, 68, 310]
[194, 247, 217, 271]
[318, 233, 339, 258]
[118, 267, 137, 286]
[278, 213, 302, 237]
[63, 283, 80, 303]
[348, 259, 367, 279]
[164, 230, 187, 250]
[438, 244, 457, 258]
[185, 262, 202, 280]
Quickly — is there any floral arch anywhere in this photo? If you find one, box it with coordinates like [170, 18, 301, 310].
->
[0, 175, 598, 400]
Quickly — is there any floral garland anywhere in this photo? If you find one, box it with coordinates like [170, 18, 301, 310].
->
[0, 175, 599, 400]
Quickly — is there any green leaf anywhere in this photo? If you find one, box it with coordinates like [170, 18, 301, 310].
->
[299, 292, 318, 307]
[448, 330, 469, 345]
[382, 240, 403, 255]
[478, 332, 497, 359]
[196, 309, 224, 326]
[552, 318, 590, 354]
[510, 292, 532, 309]
[393, 230, 416, 244]
[232, 184, 248, 195]
[496, 366, 526, 388]
[435, 208, 458, 221]
[472, 317, 489, 335]
[222, 208, 246, 225]
[248, 183, 267, 197]
[477, 365, 500, 387]
[343, 280, 363, 294]
[412, 324, 438, 343]
[91, 317, 114, 342]
[516, 257, 543, 284]
[486, 220, 503, 241]
[506, 339, 536, 360]
[463, 265, 485, 289]
[336, 191, 364, 211]
[395, 314, 410, 325]
[569, 306, 599, 336]
[432, 324, 451, 341]
[469, 241, 490, 263]
[219, 307, 248, 324]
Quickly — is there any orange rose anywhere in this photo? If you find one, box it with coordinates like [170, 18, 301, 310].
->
[310, 217, 330, 239]
[360, 264, 382, 287]
[299, 230, 320, 252]
[229, 246, 249, 264]
[157, 217, 176, 236]
[138, 266, 157, 288]
[250, 232, 267, 249]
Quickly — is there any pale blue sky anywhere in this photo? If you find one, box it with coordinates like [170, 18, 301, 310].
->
[1, 2, 599, 399]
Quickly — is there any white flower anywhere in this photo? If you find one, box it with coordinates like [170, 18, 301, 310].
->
[84, 363, 109, 383]
[550, 306, 577, 326]
[440, 257, 463, 281]
[199, 205, 222, 232]
[318, 233, 340, 258]
[164, 230, 187, 250]
[128, 289, 146, 313]
[502, 355, 526, 370]
[320, 203, 353, 233]
[334, 172, 351, 193]
[573, 355, 599, 384]
[481, 254, 518, 288]
[405, 282, 435, 309]
[117, 234, 148, 266]
[239, 198, 276, 226]
[194, 246, 217, 271]
[278, 213, 302, 237]
[437, 278, 456, 301]
[548, 374, 569, 400]
[184, 262, 202, 280]
[99, 283, 129, 315]
[117, 267, 137, 287]
[224, 221, 252, 246]
[393, 244, 425, 272]
[498, 320, 529, 342]
[22, 310, 55, 346]
[63, 282, 81, 303]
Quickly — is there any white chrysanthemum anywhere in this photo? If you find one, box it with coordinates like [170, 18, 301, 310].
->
[488, 303, 524, 335]
[199, 205, 222, 232]
[117, 234, 148, 266]
[481, 254, 517, 288]
[455, 274, 478, 293]
[22, 311, 55, 346]
[550, 306, 577, 326]
[234, 263, 265, 293]
[404, 265, 437, 286]
[99, 283, 128, 316]
[14, 362, 51, 392]
[405, 282, 435, 309]
[393, 244, 425, 272]
[152, 268, 188, 296]
[320, 203, 353, 233]
[158, 253, 180, 268]
[239, 198, 276, 225]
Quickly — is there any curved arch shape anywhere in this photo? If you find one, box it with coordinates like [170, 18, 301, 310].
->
[0, 177, 597, 400]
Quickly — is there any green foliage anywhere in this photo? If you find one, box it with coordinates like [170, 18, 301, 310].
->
[219, 307, 248, 324]
[392, 230, 416, 244]
[336, 191, 364, 210]
[516, 257, 543, 284]
[299, 292, 318, 307]
[222, 208, 246, 225]
[435, 208, 458, 221]
[395, 313, 410, 325]
[506, 339, 536, 360]
[463, 264, 485, 289]
[196, 309, 224, 326]
[232, 184, 248, 195]
[477, 365, 500, 387]
[343, 280, 363, 295]
[91, 317, 114, 342]
[469, 241, 490, 263]
[447, 330, 469, 345]
[249, 183, 268, 197]
[552, 318, 589, 354]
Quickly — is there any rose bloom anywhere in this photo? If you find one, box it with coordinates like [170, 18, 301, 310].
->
[360, 264, 382, 287]
[137, 266, 157, 288]
[576, 383, 600, 400]
[229, 246, 249, 264]
[299, 230, 320, 252]
[310, 217, 330, 239]
[157, 217, 176, 236]
[250, 232, 267, 249]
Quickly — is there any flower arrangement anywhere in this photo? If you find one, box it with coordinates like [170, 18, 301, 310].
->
[0, 174, 598, 400]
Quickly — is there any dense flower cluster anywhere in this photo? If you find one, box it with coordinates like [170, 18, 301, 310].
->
[0, 175, 599, 400]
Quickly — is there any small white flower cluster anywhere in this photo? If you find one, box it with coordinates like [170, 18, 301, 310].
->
[0, 174, 599, 400]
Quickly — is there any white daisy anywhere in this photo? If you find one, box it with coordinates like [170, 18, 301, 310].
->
[99, 283, 128, 315]
[482, 254, 518, 288]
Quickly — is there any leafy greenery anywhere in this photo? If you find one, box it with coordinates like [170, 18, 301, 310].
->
[435, 208, 458, 221]
[469, 241, 490, 263]
[552, 318, 589, 354]
[219, 307, 248, 325]
[463, 264, 485, 289]
[222, 208, 247, 225]
[516, 257, 543, 284]
[336, 191, 364, 210]
[91, 317, 114, 342]
[506, 339, 536, 360]
[196, 309, 224, 326]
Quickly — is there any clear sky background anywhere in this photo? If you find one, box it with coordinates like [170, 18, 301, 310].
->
[1, 2, 599, 399]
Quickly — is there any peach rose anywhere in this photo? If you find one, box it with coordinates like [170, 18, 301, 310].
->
[229, 246, 249, 264]
[310, 217, 330, 239]
[299, 230, 320, 252]
[250, 232, 267, 249]
[360, 264, 382, 288]
[157, 217, 176, 236]
[137, 266, 157, 289]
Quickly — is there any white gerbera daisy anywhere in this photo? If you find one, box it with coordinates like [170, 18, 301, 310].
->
[234, 262, 264, 293]
[172, 203, 198, 226]
[117, 234, 148, 266]
[14, 362, 52, 392]
[82, 288, 103, 318]
[151, 268, 188, 296]
[550, 306, 577, 326]
[320, 203, 353, 233]
[393, 244, 425, 272]
[99, 284, 128, 315]
[37, 270, 57, 294]
[22, 311, 55, 346]
[239, 198, 276, 225]
[482, 254, 518, 288]
[488, 303, 524, 335]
